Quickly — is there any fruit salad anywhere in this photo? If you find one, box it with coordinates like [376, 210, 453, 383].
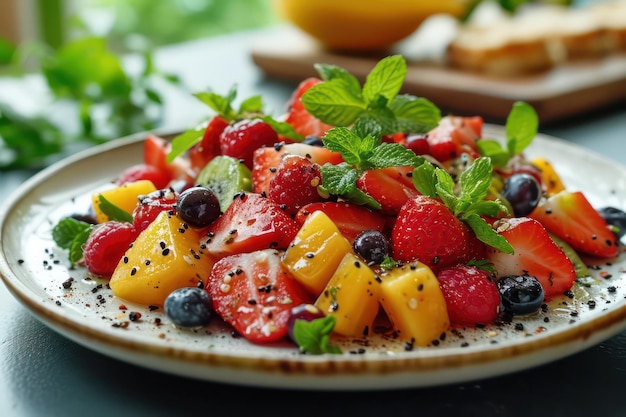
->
[52, 55, 625, 354]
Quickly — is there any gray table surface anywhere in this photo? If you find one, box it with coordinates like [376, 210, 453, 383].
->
[1, 26, 625, 417]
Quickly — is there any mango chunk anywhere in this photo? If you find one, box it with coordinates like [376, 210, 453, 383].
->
[110, 211, 214, 306]
[379, 262, 450, 346]
[315, 253, 381, 337]
[282, 210, 353, 296]
[532, 157, 565, 196]
[92, 180, 156, 223]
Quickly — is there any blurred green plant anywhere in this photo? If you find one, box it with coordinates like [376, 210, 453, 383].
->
[0, 34, 180, 170]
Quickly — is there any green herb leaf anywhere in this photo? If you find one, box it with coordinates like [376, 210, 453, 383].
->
[260, 115, 304, 142]
[301, 79, 366, 127]
[323, 128, 374, 167]
[389, 95, 441, 133]
[505, 101, 538, 155]
[464, 213, 514, 254]
[362, 55, 406, 104]
[52, 218, 92, 265]
[292, 315, 342, 355]
[319, 163, 359, 195]
[314, 63, 362, 94]
[97, 195, 133, 223]
[193, 87, 237, 120]
[52, 218, 91, 249]
[168, 128, 204, 162]
[368, 143, 424, 169]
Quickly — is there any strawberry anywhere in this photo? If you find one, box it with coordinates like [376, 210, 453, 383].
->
[425, 116, 481, 163]
[219, 119, 280, 170]
[116, 163, 171, 189]
[83, 221, 140, 278]
[189, 115, 229, 174]
[486, 217, 576, 299]
[143, 134, 193, 184]
[203, 192, 300, 258]
[437, 264, 500, 327]
[283, 78, 334, 138]
[529, 190, 619, 258]
[295, 201, 387, 242]
[268, 155, 322, 215]
[251, 142, 343, 195]
[206, 249, 312, 343]
[356, 166, 419, 215]
[132, 188, 178, 232]
[391, 195, 484, 273]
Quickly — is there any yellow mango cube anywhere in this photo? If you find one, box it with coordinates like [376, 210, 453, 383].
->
[532, 157, 565, 196]
[315, 253, 381, 337]
[92, 180, 157, 223]
[282, 210, 353, 296]
[379, 262, 450, 346]
[110, 211, 214, 306]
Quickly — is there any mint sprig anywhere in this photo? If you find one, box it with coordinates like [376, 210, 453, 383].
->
[52, 218, 92, 265]
[477, 101, 538, 168]
[292, 315, 342, 355]
[302, 55, 441, 135]
[413, 157, 514, 254]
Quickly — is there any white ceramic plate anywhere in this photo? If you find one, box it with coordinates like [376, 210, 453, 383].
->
[1, 126, 625, 390]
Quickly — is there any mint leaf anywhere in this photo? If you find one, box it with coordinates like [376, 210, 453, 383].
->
[412, 163, 437, 198]
[323, 128, 374, 167]
[193, 87, 237, 120]
[389, 95, 441, 134]
[505, 101, 538, 155]
[477, 101, 538, 168]
[362, 55, 406, 103]
[52, 218, 92, 265]
[97, 195, 133, 223]
[368, 143, 424, 169]
[301, 79, 366, 126]
[168, 128, 204, 162]
[314, 63, 362, 94]
[292, 315, 342, 355]
[465, 213, 513, 254]
[260, 115, 304, 142]
[458, 157, 492, 203]
[319, 163, 359, 195]
[52, 218, 91, 250]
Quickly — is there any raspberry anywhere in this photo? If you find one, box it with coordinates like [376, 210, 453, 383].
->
[132, 188, 178, 232]
[83, 221, 139, 278]
[268, 155, 322, 215]
[436, 264, 500, 327]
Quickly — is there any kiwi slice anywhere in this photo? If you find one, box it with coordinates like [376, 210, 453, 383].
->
[549, 232, 594, 283]
[195, 155, 252, 212]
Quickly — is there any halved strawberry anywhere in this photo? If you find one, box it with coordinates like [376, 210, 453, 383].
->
[486, 217, 576, 299]
[143, 134, 192, 184]
[116, 163, 171, 189]
[268, 155, 323, 215]
[356, 166, 420, 215]
[295, 201, 387, 242]
[391, 195, 485, 273]
[219, 119, 280, 170]
[206, 249, 312, 343]
[203, 192, 300, 258]
[529, 191, 618, 258]
[251, 142, 343, 195]
[189, 115, 229, 174]
[132, 188, 178, 232]
[283, 78, 335, 138]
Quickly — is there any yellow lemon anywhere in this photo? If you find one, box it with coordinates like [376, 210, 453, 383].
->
[275, 0, 468, 51]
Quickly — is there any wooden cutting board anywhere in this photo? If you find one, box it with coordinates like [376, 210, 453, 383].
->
[250, 27, 626, 123]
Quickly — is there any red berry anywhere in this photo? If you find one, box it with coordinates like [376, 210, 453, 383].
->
[437, 264, 500, 327]
[132, 188, 178, 232]
[268, 155, 322, 215]
[116, 163, 172, 189]
[83, 221, 139, 278]
[220, 119, 279, 170]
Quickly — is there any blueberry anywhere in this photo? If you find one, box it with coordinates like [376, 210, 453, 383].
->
[502, 173, 541, 217]
[599, 206, 626, 238]
[497, 274, 544, 315]
[303, 136, 324, 147]
[164, 287, 213, 327]
[353, 230, 390, 265]
[176, 186, 221, 228]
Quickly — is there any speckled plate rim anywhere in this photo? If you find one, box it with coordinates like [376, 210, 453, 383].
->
[1, 126, 625, 391]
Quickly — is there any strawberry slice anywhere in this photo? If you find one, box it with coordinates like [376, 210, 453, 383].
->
[391, 195, 485, 273]
[356, 166, 420, 215]
[425, 116, 481, 163]
[486, 217, 576, 299]
[203, 192, 300, 258]
[251, 142, 343, 195]
[295, 201, 387, 242]
[143, 134, 192, 184]
[219, 119, 280, 170]
[206, 249, 312, 343]
[189, 115, 229, 174]
[529, 191, 619, 258]
[283, 78, 335, 138]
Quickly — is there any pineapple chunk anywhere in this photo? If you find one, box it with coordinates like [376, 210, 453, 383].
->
[92, 180, 156, 223]
[110, 211, 214, 306]
[379, 262, 450, 346]
[315, 253, 381, 337]
[282, 210, 353, 296]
